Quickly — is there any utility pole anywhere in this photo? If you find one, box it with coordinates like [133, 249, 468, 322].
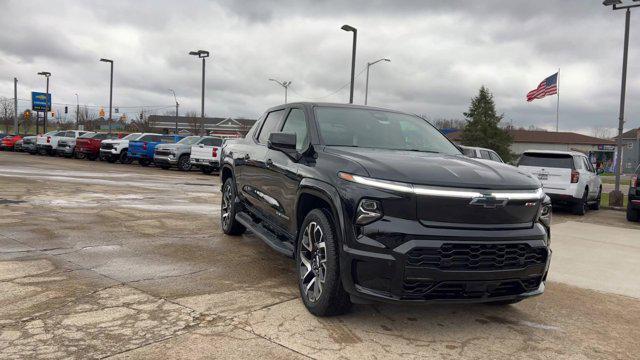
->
[268, 79, 291, 103]
[602, 0, 639, 206]
[37, 71, 51, 133]
[100, 58, 114, 134]
[189, 50, 210, 136]
[75, 94, 79, 128]
[13, 78, 18, 134]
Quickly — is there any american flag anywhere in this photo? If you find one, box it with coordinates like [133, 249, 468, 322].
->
[526, 73, 558, 102]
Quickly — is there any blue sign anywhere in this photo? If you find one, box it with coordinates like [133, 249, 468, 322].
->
[31, 92, 51, 111]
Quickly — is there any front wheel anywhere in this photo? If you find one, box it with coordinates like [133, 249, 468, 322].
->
[297, 209, 352, 316]
[177, 155, 191, 171]
[221, 178, 246, 235]
[119, 150, 132, 164]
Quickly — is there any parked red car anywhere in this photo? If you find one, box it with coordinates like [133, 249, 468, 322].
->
[75, 132, 125, 160]
[0, 135, 23, 151]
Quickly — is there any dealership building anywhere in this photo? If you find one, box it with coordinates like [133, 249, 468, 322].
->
[147, 115, 256, 138]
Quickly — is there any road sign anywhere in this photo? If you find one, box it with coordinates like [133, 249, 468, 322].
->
[31, 92, 51, 111]
[99, 107, 105, 118]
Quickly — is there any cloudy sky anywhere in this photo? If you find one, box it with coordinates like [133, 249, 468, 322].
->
[1, 0, 639, 135]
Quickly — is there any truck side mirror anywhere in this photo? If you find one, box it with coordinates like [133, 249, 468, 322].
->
[268, 132, 300, 160]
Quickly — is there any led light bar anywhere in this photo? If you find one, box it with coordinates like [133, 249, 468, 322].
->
[338, 172, 544, 201]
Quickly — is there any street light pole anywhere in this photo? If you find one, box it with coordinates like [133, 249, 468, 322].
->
[603, 0, 639, 205]
[341, 25, 357, 104]
[13, 78, 17, 134]
[169, 89, 179, 134]
[364, 58, 390, 105]
[37, 71, 51, 133]
[268, 79, 292, 103]
[75, 93, 79, 128]
[189, 50, 210, 135]
[100, 58, 114, 134]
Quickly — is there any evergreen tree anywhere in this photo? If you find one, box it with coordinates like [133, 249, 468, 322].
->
[460, 86, 513, 162]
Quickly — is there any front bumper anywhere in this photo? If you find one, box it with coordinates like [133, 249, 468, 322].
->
[340, 217, 551, 304]
[56, 145, 75, 155]
[153, 154, 178, 165]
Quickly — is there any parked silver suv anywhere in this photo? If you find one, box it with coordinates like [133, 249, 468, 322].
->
[154, 136, 202, 171]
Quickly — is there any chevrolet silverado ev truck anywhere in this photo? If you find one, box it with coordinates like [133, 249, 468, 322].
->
[190, 136, 225, 174]
[153, 136, 202, 171]
[220, 103, 552, 316]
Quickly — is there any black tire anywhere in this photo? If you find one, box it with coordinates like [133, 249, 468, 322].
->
[177, 155, 191, 171]
[487, 298, 523, 306]
[221, 177, 246, 235]
[119, 150, 132, 164]
[589, 187, 602, 210]
[138, 159, 151, 167]
[296, 208, 352, 316]
[201, 167, 213, 175]
[573, 189, 588, 216]
[627, 203, 640, 222]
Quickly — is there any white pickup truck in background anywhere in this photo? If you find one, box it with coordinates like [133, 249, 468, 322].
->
[99, 133, 143, 163]
[36, 130, 64, 155]
[190, 136, 224, 174]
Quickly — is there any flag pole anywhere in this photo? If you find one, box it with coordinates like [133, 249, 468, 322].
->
[556, 68, 560, 132]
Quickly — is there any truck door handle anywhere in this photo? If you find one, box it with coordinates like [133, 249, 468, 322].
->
[266, 159, 273, 167]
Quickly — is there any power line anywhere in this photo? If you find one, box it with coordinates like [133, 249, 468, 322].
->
[287, 65, 368, 100]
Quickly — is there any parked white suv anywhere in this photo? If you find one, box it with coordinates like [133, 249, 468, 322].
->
[190, 136, 224, 174]
[517, 150, 602, 215]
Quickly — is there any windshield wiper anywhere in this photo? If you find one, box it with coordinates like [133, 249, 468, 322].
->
[405, 149, 441, 154]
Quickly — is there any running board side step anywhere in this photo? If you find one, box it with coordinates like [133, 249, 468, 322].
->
[235, 212, 294, 257]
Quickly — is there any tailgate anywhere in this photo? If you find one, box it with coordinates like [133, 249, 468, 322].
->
[191, 145, 213, 160]
[519, 166, 571, 191]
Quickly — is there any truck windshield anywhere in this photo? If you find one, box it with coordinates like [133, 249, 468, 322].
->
[177, 136, 202, 145]
[518, 153, 574, 169]
[122, 133, 142, 140]
[314, 107, 460, 155]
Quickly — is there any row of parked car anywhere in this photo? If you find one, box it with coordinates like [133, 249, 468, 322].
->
[0, 131, 224, 174]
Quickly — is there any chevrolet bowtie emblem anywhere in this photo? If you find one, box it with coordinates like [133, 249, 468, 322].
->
[469, 195, 508, 209]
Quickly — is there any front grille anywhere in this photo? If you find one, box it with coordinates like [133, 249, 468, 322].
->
[155, 150, 171, 156]
[401, 278, 540, 300]
[101, 143, 113, 150]
[406, 243, 547, 271]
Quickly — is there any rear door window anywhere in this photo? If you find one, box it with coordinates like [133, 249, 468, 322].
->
[280, 108, 309, 150]
[480, 150, 491, 159]
[160, 136, 177, 143]
[257, 109, 285, 144]
[518, 153, 575, 169]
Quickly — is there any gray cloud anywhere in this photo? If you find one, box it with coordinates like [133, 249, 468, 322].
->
[0, 0, 638, 134]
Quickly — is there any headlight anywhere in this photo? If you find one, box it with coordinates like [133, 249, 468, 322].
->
[355, 199, 383, 225]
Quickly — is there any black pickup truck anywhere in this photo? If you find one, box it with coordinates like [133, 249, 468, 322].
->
[220, 102, 552, 316]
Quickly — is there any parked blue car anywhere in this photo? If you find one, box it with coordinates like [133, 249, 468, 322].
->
[128, 134, 183, 166]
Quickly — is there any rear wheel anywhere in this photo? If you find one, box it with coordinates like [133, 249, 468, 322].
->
[573, 189, 588, 216]
[221, 178, 246, 235]
[119, 150, 132, 164]
[627, 203, 640, 222]
[589, 187, 602, 210]
[297, 209, 352, 316]
[177, 155, 191, 171]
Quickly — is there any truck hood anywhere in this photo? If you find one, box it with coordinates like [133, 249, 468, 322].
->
[155, 143, 180, 151]
[325, 146, 540, 190]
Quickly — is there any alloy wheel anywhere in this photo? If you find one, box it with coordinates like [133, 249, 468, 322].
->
[299, 221, 327, 303]
[221, 183, 232, 229]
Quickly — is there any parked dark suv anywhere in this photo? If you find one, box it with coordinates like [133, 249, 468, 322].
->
[220, 102, 552, 316]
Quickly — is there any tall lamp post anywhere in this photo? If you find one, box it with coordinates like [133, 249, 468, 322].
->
[189, 50, 210, 135]
[341, 25, 357, 104]
[99, 58, 114, 134]
[268, 79, 292, 103]
[75, 93, 79, 128]
[364, 58, 390, 105]
[169, 89, 179, 134]
[37, 71, 51, 133]
[603, 0, 639, 206]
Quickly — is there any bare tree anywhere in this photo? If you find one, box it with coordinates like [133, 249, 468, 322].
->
[0, 97, 16, 134]
[184, 111, 200, 134]
[592, 127, 612, 139]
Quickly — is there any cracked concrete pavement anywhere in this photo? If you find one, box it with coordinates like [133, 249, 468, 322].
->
[1, 152, 639, 359]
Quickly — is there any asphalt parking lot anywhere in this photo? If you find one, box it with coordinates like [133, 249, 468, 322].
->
[1, 152, 639, 359]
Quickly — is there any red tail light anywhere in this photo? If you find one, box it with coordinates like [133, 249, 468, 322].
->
[142, 142, 147, 150]
[632, 175, 638, 188]
[46, 136, 51, 143]
[212, 146, 218, 157]
[570, 170, 579, 183]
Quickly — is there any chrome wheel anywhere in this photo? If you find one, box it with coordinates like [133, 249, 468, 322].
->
[221, 182, 232, 229]
[299, 221, 327, 303]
